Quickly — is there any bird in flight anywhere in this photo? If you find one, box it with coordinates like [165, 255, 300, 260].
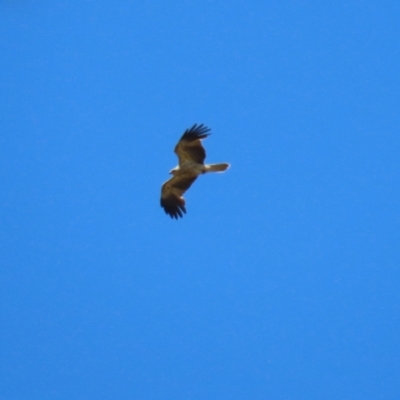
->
[160, 124, 230, 219]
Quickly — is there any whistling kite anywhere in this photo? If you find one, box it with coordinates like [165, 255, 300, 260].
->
[160, 124, 230, 219]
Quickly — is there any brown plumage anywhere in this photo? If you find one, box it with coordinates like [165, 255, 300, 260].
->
[160, 124, 230, 219]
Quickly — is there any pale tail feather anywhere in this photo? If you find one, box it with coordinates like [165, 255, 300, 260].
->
[205, 163, 230, 173]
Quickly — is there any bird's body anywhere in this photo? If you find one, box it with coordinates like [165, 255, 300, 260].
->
[160, 124, 230, 219]
[170, 160, 206, 176]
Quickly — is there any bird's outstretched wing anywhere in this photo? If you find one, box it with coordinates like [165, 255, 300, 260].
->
[160, 175, 198, 219]
[174, 123, 211, 165]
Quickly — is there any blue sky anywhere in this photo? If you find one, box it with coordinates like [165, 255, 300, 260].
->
[1, 1, 399, 399]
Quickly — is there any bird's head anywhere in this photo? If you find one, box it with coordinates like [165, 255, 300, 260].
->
[169, 166, 179, 175]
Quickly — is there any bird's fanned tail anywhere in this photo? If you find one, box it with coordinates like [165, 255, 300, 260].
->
[205, 163, 230, 173]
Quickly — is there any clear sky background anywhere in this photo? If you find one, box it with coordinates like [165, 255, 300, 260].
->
[1, 1, 399, 399]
